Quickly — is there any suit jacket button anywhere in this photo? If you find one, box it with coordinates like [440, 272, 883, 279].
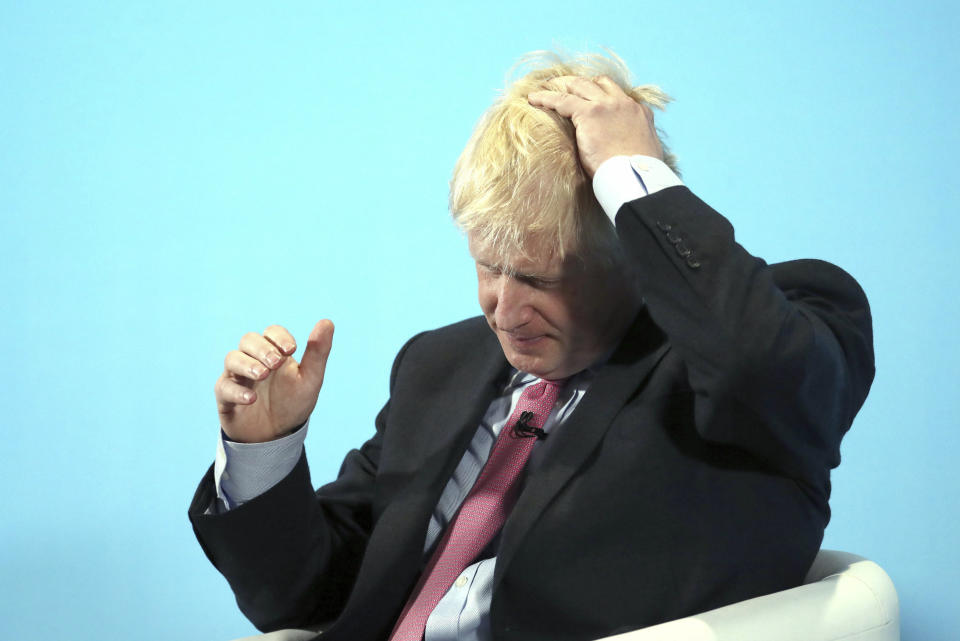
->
[686, 257, 701, 269]
[676, 243, 692, 257]
[666, 232, 682, 244]
[656, 220, 672, 231]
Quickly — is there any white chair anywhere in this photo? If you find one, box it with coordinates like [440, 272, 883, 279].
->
[600, 550, 899, 641]
[230, 549, 899, 641]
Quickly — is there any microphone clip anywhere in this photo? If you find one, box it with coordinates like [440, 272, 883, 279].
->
[511, 410, 547, 440]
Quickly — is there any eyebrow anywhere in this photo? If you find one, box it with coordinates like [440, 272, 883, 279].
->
[478, 260, 561, 282]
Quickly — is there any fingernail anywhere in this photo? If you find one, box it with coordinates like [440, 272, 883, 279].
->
[266, 353, 280, 367]
[283, 343, 295, 353]
[251, 365, 265, 378]
[242, 392, 252, 402]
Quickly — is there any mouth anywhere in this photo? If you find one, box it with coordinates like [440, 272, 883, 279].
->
[503, 332, 546, 351]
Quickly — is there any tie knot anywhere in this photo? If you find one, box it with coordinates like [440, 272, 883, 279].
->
[519, 378, 566, 410]
[526, 378, 565, 396]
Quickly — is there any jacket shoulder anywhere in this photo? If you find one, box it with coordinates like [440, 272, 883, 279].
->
[416, 316, 491, 349]
[388, 316, 499, 385]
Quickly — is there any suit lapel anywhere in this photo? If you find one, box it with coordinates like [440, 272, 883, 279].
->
[325, 324, 509, 641]
[383, 323, 510, 518]
[404, 339, 509, 490]
[493, 308, 670, 587]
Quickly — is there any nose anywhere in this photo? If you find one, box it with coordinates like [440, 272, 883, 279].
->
[493, 277, 531, 331]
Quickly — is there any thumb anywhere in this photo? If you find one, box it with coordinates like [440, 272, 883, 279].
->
[300, 319, 334, 390]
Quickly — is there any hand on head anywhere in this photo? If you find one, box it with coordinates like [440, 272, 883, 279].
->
[214, 319, 334, 443]
[527, 75, 663, 178]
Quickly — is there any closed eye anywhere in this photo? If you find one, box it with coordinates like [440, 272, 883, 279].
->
[479, 262, 503, 276]
[477, 261, 560, 288]
[516, 274, 560, 289]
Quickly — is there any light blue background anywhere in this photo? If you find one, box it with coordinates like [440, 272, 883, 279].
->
[2, 2, 957, 640]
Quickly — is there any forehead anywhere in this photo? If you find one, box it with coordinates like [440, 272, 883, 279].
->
[467, 233, 564, 275]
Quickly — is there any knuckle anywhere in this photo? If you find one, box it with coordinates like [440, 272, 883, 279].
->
[225, 351, 247, 372]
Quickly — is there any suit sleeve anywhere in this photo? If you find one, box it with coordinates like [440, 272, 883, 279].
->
[188, 333, 422, 632]
[615, 186, 875, 490]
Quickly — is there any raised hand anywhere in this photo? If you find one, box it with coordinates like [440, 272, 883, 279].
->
[214, 320, 334, 443]
[527, 75, 663, 177]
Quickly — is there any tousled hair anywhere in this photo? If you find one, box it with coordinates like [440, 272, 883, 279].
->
[450, 50, 677, 268]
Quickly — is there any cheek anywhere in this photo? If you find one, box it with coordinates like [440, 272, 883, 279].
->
[543, 290, 585, 334]
[477, 280, 496, 316]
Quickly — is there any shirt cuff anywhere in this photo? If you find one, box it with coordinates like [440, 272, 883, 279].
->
[213, 421, 308, 510]
[593, 155, 684, 223]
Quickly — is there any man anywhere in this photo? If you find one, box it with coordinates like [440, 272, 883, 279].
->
[190, 52, 874, 641]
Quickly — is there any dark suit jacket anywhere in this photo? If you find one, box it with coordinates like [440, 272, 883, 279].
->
[189, 187, 874, 641]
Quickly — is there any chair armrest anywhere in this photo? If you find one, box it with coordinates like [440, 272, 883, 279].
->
[595, 551, 899, 641]
[230, 626, 321, 641]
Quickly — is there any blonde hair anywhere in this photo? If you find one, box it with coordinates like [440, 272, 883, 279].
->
[449, 50, 677, 267]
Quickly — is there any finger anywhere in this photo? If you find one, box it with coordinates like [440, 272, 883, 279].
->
[238, 332, 286, 370]
[527, 90, 586, 119]
[300, 319, 335, 390]
[263, 325, 297, 356]
[224, 350, 270, 382]
[593, 75, 628, 98]
[548, 75, 607, 101]
[215, 375, 257, 410]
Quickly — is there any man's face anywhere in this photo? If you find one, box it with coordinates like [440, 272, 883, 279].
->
[470, 235, 638, 380]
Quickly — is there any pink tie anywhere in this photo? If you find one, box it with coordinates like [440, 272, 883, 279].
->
[389, 378, 565, 641]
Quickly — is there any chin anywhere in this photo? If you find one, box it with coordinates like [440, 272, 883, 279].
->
[502, 348, 563, 380]
[503, 349, 544, 375]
